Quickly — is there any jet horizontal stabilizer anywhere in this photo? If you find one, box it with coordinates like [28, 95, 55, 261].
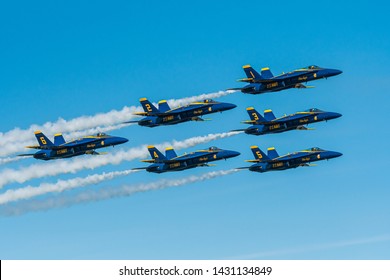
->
[133, 112, 150, 116]
[241, 120, 273, 125]
[133, 112, 168, 117]
[237, 78, 254, 83]
[245, 159, 273, 163]
[141, 159, 156, 163]
[141, 159, 181, 164]
[25, 145, 63, 150]
[245, 159, 260, 163]
[241, 120, 257, 124]
[25, 145, 46, 150]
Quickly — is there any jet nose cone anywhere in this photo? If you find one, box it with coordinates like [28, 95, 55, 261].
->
[228, 150, 241, 158]
[328, 151, 343, 158]
[334, 152, 343, 158]
[115, 137, 129, 145]
[326, 112, 342, 120]
[223, 103, 237, 111]
[329, 69, 343, 76]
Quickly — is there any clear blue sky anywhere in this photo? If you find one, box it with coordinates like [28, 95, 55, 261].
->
[0, 0, 389, 259]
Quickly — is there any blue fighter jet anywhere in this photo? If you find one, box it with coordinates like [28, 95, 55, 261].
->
[126, 98, 236, 127]
[240, 146, 342, 172]
[235, 107, 342, 135]
[133, 146, 240, 173]
[19, 131, 128, 160]
[231, 64, 342, 94]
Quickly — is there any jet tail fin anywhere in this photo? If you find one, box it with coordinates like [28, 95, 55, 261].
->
[260, 67, 274, 79]
[165, 147, 177, 159]
[241, 65, 261, 82]
[139, 98, 159, 113]
[267, 147, 279, 159]
[264, 109, 276, 121]
[250, 146, 270, 162]
[34, 131, 54, 147]
[147, 145, 166, 162]
[158, 100, 171, 112]
[246, 107, 267, 123]
[54, 133, 66, 146]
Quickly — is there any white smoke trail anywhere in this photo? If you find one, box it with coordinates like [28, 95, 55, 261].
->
[0, 156, 24, 165]
[0, 106, 137, 150]
[0, 169, 239, 216]
[0, 169, 139, 205]
[0, 131, 242, 188]
[0, 90, 236, 157]
[166, 90, 236, 108]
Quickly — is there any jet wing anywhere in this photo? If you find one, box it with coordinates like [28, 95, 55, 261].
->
[294, 83, 315, 89]
[296, 125, 315, 131]
[85, 150, 107, 155]
[300, 163, 317, 167]
[192, 117, 211, 121]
